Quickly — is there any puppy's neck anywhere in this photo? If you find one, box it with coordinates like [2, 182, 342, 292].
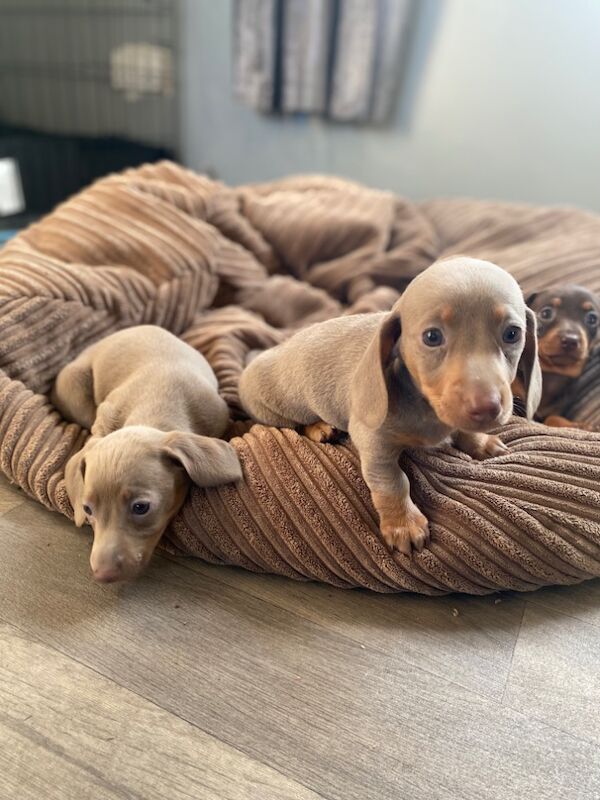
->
[123, 403, 193, 435]
[384, 358, 451, 447]
[388, 357, 435, 415]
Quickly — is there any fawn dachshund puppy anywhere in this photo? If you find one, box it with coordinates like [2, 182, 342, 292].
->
[53, 326, 242, 583]
[523, 285, 600, 429]
[239, 257, 542, 555]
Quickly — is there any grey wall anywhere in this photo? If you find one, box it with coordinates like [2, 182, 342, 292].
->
[180, 0, 600, 211]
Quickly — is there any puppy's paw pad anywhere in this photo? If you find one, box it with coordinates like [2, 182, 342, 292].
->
[381, 510, 430, 556]
[303, 422, 341, 444]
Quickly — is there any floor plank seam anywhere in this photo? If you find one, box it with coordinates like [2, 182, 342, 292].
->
[525, 593, 600, 629]
[499, 600, 526, 705]
[498, 700, 600, 751]
[0, 499, 26, 518]
[0, 707, 145, 800]
[0, 615, 333, 800]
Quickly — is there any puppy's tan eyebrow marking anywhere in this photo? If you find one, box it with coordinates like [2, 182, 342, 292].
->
[493, 304, 506, 322]
[582, 301, 594, 310]
[552, 297, 562, 307]
[440, 304, 454, 323]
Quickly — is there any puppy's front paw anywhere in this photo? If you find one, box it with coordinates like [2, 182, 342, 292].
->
[380, 505, 430, 556]
[455, 431, 509, 460]
[544, 415, 594, 431]
[573, 422, 595, 432]
[303, 421, 343, 444]
[475, 434, 509, 460]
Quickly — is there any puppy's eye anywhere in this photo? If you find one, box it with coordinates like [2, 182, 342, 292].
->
[584, 310, 598, 328]
[83, 504, 93, 517]
[422, 328, 444, 347]
[131, 501, 150, 516]
[502, 326, 522, 344]
[539, 306, 555, 322]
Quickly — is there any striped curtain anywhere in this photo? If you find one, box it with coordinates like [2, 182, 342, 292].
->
[232, 0, 414, 123]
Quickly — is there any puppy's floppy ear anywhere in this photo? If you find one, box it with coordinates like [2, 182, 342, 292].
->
[163, 432, 242, 487]
[64, 438, 98, 527]
[351, 311, 401, 429]
[525, 291, 538, 308]
[590, 293, 600, 342]
[517, 307, 543, 420]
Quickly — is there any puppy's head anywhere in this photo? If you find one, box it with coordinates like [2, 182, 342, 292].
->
[353, 257, 541, 432]
[65, 426, 241, 584]
[526, 285, 599, 378]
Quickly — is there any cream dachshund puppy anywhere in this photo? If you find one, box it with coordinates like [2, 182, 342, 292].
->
[239, 257, 542, 555]
[53, 326, 242, 583]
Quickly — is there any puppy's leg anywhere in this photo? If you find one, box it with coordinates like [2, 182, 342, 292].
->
[91, 401, 122, 437]
[51, 356, 96, 429]
[367, 460, 429, 556]
[453, 431, 509, 460]
[352, 427, 429, 555]
[543, 415, 593, 431]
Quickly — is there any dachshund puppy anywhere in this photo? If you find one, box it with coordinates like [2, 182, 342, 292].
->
[525, 285, 600, 428]
[239, 257, 541, 556]
[53, 326, 242, 583]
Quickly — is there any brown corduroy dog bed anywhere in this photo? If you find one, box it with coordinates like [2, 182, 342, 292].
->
[2, 161, 600, 595]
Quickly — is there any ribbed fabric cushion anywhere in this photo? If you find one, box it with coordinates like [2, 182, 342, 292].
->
[1, 161, 599, 594]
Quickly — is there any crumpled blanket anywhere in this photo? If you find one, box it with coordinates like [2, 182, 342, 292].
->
[1, 160, 600, 594]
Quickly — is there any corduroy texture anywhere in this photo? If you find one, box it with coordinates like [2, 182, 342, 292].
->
[2, 161, 600, 595]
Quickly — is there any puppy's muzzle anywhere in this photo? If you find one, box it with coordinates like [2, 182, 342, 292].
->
[92, 551, 129, 583]
[93, 563, 123, 584]
[540, 325, 586, 365]
[433, 375, 511, 432]
[559, 330, 583, 354]
[91, 543, 148, 584]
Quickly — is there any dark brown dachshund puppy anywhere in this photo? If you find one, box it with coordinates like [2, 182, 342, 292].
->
[525, 285, 600, 428]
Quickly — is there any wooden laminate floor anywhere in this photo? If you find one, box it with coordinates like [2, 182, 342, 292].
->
[1, 475, 599, 800]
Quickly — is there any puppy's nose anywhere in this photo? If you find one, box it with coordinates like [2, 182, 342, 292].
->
[92, 552, 124, 584]
[92, 566, 122, 584]
[560, 332, 581, 352]
[467, 393, 502, 424]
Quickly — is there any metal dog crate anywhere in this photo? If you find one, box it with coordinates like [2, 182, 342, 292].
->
[0, 0, 180, 225]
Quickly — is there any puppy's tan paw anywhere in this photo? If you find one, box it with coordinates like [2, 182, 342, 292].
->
[303, 421, 342, 444]
[475, 434, 509, 460]
[544, 415, 593, 431]
[455, 432, 509, 460]
[381, 507, 430, 556]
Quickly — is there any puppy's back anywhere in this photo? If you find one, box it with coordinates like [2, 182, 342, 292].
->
[91, 326, 216, 396]
[239, 312, 384, 430]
